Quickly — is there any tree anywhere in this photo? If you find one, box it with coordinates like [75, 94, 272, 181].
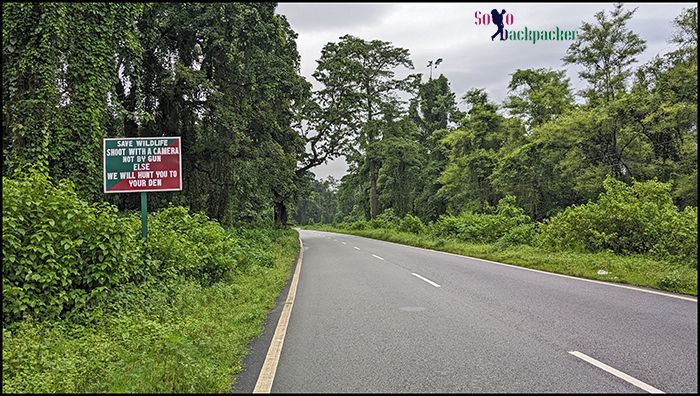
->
[504, 68, 574, 131]
[563, 3, 646, 105]
[286, 76, 357, 225]
[438, 89, 526, 213]
[376, 119, 424, 217]
[293, 175, 338, 225]
[312, 34, 418, 218]
[628, 6, 698, 207]
[407, 73, 462, 221]
[132, 3, 309, 224]
[3, 3, 145, 200]
[334, 161, 370, 222]
[409, 74, 463, 140]
[670, 6, 698, 62]
[426, 57, 442, 80]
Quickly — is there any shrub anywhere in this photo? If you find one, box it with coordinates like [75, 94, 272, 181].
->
[147, 207, 242, 284]
[430, 195, 532, 243]
[2, 170, 145, 326]
[398, 214, 425, 234]
[229, 228, 277, 268]
[539, 177, 697, 266]
[346, 220, 368, 230]
[377, 208, 400, 224]
[497, 223, 538, 246]
[2, 169, 277, 327]
[367, 208, 400, 229]
[650, 206, 697, 266]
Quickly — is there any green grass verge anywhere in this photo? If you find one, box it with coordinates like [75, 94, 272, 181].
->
[2, 228, 299, 393]
[305, 225, 697, 297]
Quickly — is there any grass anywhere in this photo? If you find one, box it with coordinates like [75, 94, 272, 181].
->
[305, 225, 697, 297]
[2, 228, 299, 393]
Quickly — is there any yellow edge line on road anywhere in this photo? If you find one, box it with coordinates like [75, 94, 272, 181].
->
[253, 236, 304, 393]
[307, 230, 697, 303]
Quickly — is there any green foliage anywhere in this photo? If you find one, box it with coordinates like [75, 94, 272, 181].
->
[3, 3, 146, 200]
[293, 175, 339, 225]
[3, 3, 311, 224]
[399, 214, 425, 234]
[539, 177, 697, 266]
[563, 3, 647, 104]
[302, 6, 697, 298]
[409, 74, 463, 138]
[438, 90, 526, 213]
[505, 68, 574, 130]
[431, 195, 532, 243]
[497, 223, 538, 247]
[344, 220, 369, 231]
[228, 228, 279, 269]
[376, 135, 422, 216]
[312, 34, 418, 218]
[2, 169, 145, 326]
[2, 230, 299, 393]
[670, 6, 697, 62]
[1, 166, 300, 391]
[368, 208, 401, 229]
[135, 3, 309, 224]
[2, 170, 284, 328]
[147, 207, 242, 285]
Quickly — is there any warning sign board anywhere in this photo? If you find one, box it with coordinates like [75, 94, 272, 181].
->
[103, 137, 182, 193]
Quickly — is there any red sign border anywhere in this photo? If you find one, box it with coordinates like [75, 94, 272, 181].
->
[103, 136, 183, 194]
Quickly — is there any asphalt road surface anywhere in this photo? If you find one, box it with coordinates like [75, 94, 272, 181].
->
[265, 229, 697, 393]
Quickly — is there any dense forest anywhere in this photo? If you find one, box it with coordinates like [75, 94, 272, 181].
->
[3, 3, 313, 225]
[1, 2, 697, 392]
[294, 4, 697, 226]
[3, 3, 696, 228]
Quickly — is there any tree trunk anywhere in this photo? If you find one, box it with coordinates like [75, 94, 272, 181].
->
[369, 159, 379, 219]
[273, 190, 288, 226]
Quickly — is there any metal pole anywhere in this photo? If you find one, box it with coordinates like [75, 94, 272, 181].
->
[141, 192, 148, 239]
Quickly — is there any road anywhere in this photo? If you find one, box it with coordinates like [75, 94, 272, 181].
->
[264, 229, 697, 393]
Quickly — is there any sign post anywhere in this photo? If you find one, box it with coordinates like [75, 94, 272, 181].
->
[141, 192, 148, 239]
[103, 137, 182, 240]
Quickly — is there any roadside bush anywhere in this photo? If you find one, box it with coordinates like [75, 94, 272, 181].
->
[2, 169, 283, 328]
[367, 208, 400, 229]
[147, 207, 242, 284]
[398, 214, 425, 234]
[2, 229, 300, 393]
[229, 228, 278, 268]
[539, 177, 697, 266]
[430, 195, 532, 243]
[497, 223, 538, 247]
[346, 220, 368, 230]
[2, 170, 145, 326]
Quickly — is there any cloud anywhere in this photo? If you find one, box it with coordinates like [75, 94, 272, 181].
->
[277, 3, 394, 33]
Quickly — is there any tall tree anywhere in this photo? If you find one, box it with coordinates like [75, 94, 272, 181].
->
[3, 3, 145, 200]
[312, 34, 418, 218]
[375, 118, 424, 217]
[563, 3, 646, 105]
[287, 81, 355, 225]
[670, 6, 698, 62]
[409, 74, 463, 140]
[438, 89, 525, 213]
[407, 73, 462, 221]
[504, 68, 574, 131]
[629, 6, 698, 207]
[293, 175, 338, 225]
[133, 3, 308, 224]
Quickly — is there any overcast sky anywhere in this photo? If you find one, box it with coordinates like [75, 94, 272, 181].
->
[276, 2, 694, 181]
